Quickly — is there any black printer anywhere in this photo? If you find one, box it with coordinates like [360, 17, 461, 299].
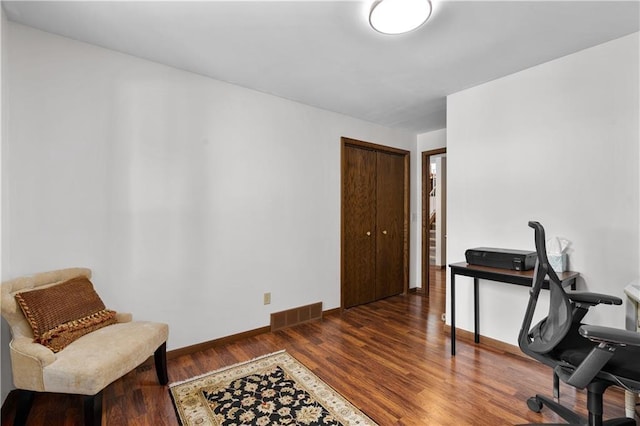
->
[465, 247, 537, 271]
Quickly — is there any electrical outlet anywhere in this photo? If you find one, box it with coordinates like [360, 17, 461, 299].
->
[264, 292, 271, 305]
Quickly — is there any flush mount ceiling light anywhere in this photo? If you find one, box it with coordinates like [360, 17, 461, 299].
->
[369, 0, 432, 35]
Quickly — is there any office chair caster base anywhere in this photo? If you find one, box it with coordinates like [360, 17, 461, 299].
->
[528, 397, 543, 413]
[531, 394, 585, 424]
[522, 394, 637, 426]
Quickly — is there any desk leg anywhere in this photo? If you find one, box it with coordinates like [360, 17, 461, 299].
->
[474, 277, 480, 344]
[451, 269, 456, 356]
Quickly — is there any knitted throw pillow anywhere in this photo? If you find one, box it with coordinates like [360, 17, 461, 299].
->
[14, 276, 117, 352]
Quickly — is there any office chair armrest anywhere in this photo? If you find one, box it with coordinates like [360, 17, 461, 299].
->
[566, 291, 622, 306]
[562, 325, 640, 388]
[579, 325, 640, 346]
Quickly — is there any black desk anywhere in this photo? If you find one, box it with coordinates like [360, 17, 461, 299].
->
[448, 262, 579, 356]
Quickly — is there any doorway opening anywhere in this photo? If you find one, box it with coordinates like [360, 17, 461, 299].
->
[421, 148, 446, 298]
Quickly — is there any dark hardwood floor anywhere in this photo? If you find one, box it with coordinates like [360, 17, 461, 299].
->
[2, 269, 636, 425]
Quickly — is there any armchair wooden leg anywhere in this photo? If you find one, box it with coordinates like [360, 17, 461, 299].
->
[83, 391, 103, 426]
[13, 389, 34, 426]
[154, 342, 168, 385]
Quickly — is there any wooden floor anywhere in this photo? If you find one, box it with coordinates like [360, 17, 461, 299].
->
[2, 269, 636, 425]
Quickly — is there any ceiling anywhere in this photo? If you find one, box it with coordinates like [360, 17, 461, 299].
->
[3, 1, 639, 134]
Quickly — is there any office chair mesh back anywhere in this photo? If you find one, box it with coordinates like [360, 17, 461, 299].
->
[519, 223, 573, 358]
[527, 280, 573, 355]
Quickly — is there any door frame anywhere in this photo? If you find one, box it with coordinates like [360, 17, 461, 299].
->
[340, 137, 410, 309]
[421, 148, 446, 297]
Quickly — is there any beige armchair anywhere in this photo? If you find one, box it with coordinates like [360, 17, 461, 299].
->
[1, 268, 169, 426]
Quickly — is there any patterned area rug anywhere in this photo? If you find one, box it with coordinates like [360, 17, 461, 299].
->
[169, 350, 377, 426]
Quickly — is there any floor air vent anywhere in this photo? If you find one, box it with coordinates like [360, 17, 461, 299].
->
[270, 302, 323, 331]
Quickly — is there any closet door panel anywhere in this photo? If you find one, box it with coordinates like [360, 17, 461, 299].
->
[375, 151, 405, 299]
[343, 145, 377, 308]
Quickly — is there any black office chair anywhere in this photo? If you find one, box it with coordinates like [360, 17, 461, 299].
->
[518, 221, 640, 426]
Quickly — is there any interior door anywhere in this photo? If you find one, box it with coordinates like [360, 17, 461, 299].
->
[375, 151, 405, 299]
[343, 145, 377, 308]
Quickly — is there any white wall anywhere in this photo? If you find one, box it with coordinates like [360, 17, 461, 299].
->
[1, 22, 416, 398]
[0, 6, 8, 405]
[417, 128, 446, 153]
[413, 128, 446, 288]
[447, 32, 639, 346]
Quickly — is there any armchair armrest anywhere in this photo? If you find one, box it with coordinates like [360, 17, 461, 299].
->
[579, 325, 640, 346]
[10, 336, 56, 366]
[567, 291, 622, 306]
[115, 312, 133, 323]
[9, 337, 56, 391]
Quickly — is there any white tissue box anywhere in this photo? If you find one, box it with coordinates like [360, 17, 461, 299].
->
[549, 254, 567, 273]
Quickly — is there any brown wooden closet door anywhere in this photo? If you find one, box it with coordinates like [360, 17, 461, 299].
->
[343, 145, 377, 308]
[375, 151, 405, 299]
